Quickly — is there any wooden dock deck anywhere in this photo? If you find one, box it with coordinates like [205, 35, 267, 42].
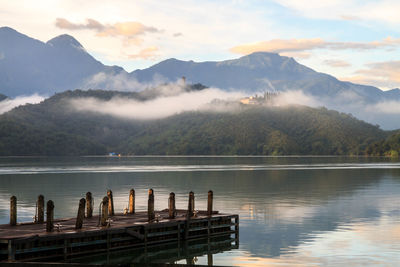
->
[0, 209, 239, 262]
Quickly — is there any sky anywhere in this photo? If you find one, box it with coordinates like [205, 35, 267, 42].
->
[1, 0, 400, 90]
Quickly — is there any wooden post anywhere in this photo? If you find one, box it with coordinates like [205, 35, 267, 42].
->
[129, 189, 135, 214]
[37, 195, 44, 223]
[10, 196, 16, 226]
[75, 198, 86, 230]
[169, 192, 176, 219]
[207, 190, 213, 217]
[101, 196, 109, 226]
[86, 192, 93, 218]
[107, 190, 114, 216]
[148, 189, 155, 221]
[188, 191, 194, 218]
[46, 200, 54, 232]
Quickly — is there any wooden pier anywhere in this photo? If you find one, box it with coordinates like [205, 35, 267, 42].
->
[0, 190, 239, 263]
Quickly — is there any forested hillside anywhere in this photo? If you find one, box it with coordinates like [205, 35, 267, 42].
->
[0, 89, 388, 156]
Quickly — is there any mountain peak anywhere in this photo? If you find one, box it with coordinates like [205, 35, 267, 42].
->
[46, 34, 84, 50]
[220, 51, 298, 70]
[0, 26, 18, 33]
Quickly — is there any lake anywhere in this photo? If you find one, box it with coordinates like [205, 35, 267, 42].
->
[1, 156, 400, 266]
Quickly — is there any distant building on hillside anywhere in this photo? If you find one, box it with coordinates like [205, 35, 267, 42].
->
[240, 92, 279, 105]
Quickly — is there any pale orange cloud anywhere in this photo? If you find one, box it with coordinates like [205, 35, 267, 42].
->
[55, 18, 160, 40]
[280, 51, 311, 59]
[323, 59, 351, 68]
[230, 38, 325, 54]
[341, 61, 400, 89]
[230, 37, 400, 55]
[128, 46, 159, 60]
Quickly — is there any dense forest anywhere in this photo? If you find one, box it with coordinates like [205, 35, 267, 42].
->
[0, 89, 394, 156]
[366, 131, 400, 157]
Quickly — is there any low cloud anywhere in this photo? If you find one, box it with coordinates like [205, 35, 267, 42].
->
[128, 46, 159, 60]
[55, 18, 160, 45]
[83, 72, 169, 91]
[274, 90, 321, 107]
[69, 88, 245, 120]
[0, 94, 45, 114]
[230, 37, 400, 55]
[173, 32, 183, 37]
[371, 101, 400, 114]
[324, 59, 351, 68]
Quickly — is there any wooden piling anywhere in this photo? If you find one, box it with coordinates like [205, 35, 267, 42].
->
[188, 191, 195, 218]
[75, 198, 86, 230]
[86, 192, 93, 218]
[207, 190, 213, 217]
[100, 196, 109, 227]
[37, 195, 44, 223]
[107, 190, 114, 216]
[169, 192, 176, 219]
[129, 189, 135, 214]
[148, 189, 155, 221]
[46, 200, 54, 232]
[10, 196, 16, 226]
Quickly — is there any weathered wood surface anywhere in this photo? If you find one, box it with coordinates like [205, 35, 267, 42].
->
[0, 210, 221, 240]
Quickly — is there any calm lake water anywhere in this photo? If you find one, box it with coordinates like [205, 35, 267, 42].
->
[1, 156, 400, 266]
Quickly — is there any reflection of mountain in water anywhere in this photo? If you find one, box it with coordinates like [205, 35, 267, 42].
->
[0, 157, 400, 259]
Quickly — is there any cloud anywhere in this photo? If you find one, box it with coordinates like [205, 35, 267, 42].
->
[340, 15, 360, 21]
[323, 59, 351, 68]
[0, 52, 4, 60]
[128, 47, 159, 60]
[230, 38, 325, 54]
[371, 101, 400, 114]
[173, 32, 183, 37]
[0, 94, 45, 114]
[274, 90, 321, 107]
[69, 87, 245, 120]
[357, 61, 400, 83]
[230, 37, 400, 55]
[342, 60, 400, 89]
[280, 51, 311, 59]
[55, 18, 160, 45]
[83, 72, 162, 91]
[272, 0, 400, 25]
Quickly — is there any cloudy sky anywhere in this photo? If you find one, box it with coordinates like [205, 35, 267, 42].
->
[1, 0, 400, 90]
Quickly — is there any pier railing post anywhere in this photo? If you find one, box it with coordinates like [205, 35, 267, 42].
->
[101, 196, 109, 226]
[75, 198, 86, 230]
[207, 190, 213, 217]
[46, 200, 54, 232]
[107, 190, 114, 216]
[169, 192, 176, 219]
[188, 191, 194, 218]
[86, 192, 93, 218]
[129, 189, 135, 214]
[37, 195, 44, 223]
[148, 189, 155, 221]
[10, 196, 16, 226]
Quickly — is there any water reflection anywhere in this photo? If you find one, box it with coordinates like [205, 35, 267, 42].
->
[0, 156, 400, 265]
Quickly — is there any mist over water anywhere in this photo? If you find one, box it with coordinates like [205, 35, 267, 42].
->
[1, 156, 400, 266]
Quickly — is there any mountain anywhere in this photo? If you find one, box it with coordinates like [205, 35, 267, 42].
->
[132, 52, 396, 103]
[0, 94, 7, 102]
[0, 89, 387, 156]
[0, 27, 125, 97]
[1, 27, 399, 103]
